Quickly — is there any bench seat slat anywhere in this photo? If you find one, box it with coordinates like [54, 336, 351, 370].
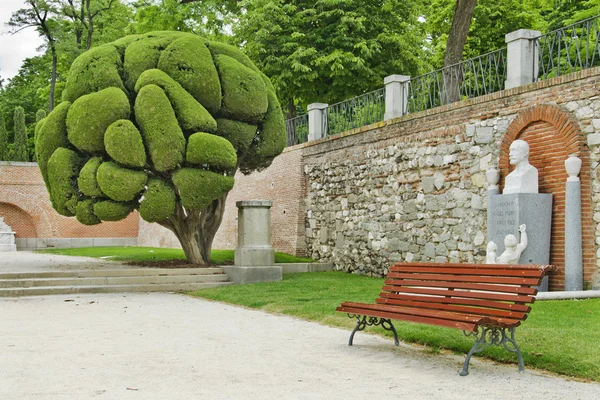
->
[384, 279, 538, 295]
[378, 292, 532, 312]
[386, 273, 541, 286]
[336, 304, 480, 332]
[340, 302, 490, 324]
[390, 267, 545, 278]
[381, 285, 535, 303]
[375, 298, 528, 321]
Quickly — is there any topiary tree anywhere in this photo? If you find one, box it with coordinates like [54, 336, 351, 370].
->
[0, 112, 7, 161]
[13, 106, 29, 162]
[35, 31, 286, 265]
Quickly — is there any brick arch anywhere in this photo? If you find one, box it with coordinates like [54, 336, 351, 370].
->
[0, 190, 56, 237]
[0, 203, 37, 238]
[499, 104, 593, 291]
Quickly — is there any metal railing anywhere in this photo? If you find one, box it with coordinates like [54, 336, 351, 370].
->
[325, 87, 385, 136]
[407, 48, 507, 113]
[535, 14, 600, 81]
[284, 113, 309, 146]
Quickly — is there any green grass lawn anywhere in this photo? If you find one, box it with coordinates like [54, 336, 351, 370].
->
[189, 271, 600, 381]
[37, 246, 314, 264]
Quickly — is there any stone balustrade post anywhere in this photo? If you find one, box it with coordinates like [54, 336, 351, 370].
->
[307, 103, 329, 142]
[505, 29, 541, 89]
[384, 75, 411, 121]
[564, 155, 583, 291]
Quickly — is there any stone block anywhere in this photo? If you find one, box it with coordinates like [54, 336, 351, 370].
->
[474, 127, 494, 144]
[235, 246, 275, 267]
[223, 265, 282, 284]
[14, 238, 27, 250]
[587, 133, 600, 147]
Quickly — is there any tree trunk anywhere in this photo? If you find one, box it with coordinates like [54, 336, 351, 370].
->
[85, 0, 93, 50]
[159, 195, 228, 265]
[49, 46, 57, 111]
[442, 0, 477, 104]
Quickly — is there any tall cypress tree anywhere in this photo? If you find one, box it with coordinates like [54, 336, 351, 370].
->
[0, 112, 8, 161]
[13, 106, 29, 162]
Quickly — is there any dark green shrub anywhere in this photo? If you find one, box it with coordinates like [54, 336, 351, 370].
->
[172, 168, 234, 209]
[94, 200, 135, 221]
[206, 40, 259, 72]
[63, 45, 126, 103]
[96, 161, 147, 202]
[139, 178, 176, 222]
[104, 120, 146, 168]
[157, 35, 222, 114]
[135, 69, 217, 135]
[216, 119, 257, 153]
[78, 157, 105, 197]
[186, 132, 237, 171]
[134, 84, 185, 172]
[36, 101, 71, 185]
[0, 112, 7, 161]
[67, 87, 131, 154]
[76, 199, 101, 225]
[12, 106, 28, 161]
[47, 147, 83, 216]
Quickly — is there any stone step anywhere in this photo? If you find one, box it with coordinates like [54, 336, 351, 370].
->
[0, 268, 224, 280]
[0, 273, 229, 289]
[0, 282, 232, 297]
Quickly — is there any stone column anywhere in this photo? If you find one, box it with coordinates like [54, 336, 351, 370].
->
[505, 29, 541, 89]
[225, 201, 282, 284]
[564, 155, 583, 291]
[384, 75, 410, 121]
[486, 168, 500, 196]
[307, 103, 329, 142]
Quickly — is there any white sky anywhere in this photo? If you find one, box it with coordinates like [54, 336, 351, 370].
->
[0, 0, 45, 82]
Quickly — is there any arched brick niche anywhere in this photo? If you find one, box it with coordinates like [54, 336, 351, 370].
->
[0, 202, 37, 238]
[499, 104, 593, 291]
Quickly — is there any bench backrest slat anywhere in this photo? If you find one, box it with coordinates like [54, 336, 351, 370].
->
[384, 278, 537, 295]
[379, 292, 532, 312]
[387, 272, 541, 286]
[381, 285, 536, 303]
[391, 266, 545, 278]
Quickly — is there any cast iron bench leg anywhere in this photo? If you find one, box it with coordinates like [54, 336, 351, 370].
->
[460, 327, 525, 376]
[348, 315, 399, 347]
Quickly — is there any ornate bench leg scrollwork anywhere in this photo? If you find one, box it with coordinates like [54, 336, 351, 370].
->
[347, 314, 399, 347]
[459, 327, 524, 376]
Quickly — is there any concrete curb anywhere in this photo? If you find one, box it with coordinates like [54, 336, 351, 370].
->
[535, 290, 600, 300]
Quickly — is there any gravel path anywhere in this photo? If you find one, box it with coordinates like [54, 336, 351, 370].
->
[0, 252, 130, 273]
[1, 292, 598, 400]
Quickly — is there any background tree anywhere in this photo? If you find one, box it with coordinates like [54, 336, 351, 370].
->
[0, 112, 7, 161]
[13, 107, 29, 161]
[35, 32, 286, 264]
[59, 0, 118, 51]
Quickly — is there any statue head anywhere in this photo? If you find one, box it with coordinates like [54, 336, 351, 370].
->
[487, 241, 497, 252]
[509, 140, 529, 166]
[504, 234, 518, 248]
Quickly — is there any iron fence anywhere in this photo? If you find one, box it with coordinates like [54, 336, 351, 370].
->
[325, 87, 385, 136]
[535, 14, 600, 81]
[284, 113, 309, 146]
[407, 48, 508, 113]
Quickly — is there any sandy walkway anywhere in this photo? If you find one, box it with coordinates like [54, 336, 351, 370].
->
[1, 292, 598, 400]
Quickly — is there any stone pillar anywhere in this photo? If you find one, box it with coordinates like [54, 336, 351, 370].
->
[225, 201, 282, 284]
[486, 168, 500, 196]
[307, 103, 329, 142]
[505, 29, 541, 89]
[384, 75, 410, 121]
[564, 155, 583, 291]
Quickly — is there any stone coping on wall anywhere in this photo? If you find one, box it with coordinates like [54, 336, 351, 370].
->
[14, 237, 138, 251]
[0, 161, 39, 167]
[292, 66, 600, 155]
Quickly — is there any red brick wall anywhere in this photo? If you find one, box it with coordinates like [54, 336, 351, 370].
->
[0, 162, 138, 239]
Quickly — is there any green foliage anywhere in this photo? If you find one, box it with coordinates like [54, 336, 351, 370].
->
[63, 45, 127, 103]
[66, 87, 131, 154]
[135, 69, 217, 135]
[93, 199, 135, 221]
[186, 132, 237, 171]
[139, 178, 176, 222]
[47, 147, 83, 216]
[157, 35, 222, 114]
[0, 112, 8, 161]
[12, 107, 29, 162]
[36, 109, 47, 122]
[172, 168, 234, 209]
[77, 157, 105, 197]
[35, 101, 71, 185]
[215, 119, 257, 153]
[134, 84, 185, 171]
[93, 200, 134, 221]
[76, 199, 101, 225]
[96, 161, 148, 202]
[104, 120, 147, 168]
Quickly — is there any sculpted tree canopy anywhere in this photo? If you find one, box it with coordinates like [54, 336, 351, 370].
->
[35, 31, 286, 264]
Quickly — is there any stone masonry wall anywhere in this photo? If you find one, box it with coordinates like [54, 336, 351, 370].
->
[303, 67, 600, 290]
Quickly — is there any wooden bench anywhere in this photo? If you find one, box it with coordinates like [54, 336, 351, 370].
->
[336, 262, 555, 375]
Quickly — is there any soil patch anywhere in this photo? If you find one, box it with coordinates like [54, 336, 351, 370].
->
[124, 259, 234, 269]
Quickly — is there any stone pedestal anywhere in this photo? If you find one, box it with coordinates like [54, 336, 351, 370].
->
[227, 201, 282, 284]
[0, 217, 17, 252]
[487, 194, 552, 291]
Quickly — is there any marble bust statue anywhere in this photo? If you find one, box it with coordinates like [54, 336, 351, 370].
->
[503, 140, 538, 194]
